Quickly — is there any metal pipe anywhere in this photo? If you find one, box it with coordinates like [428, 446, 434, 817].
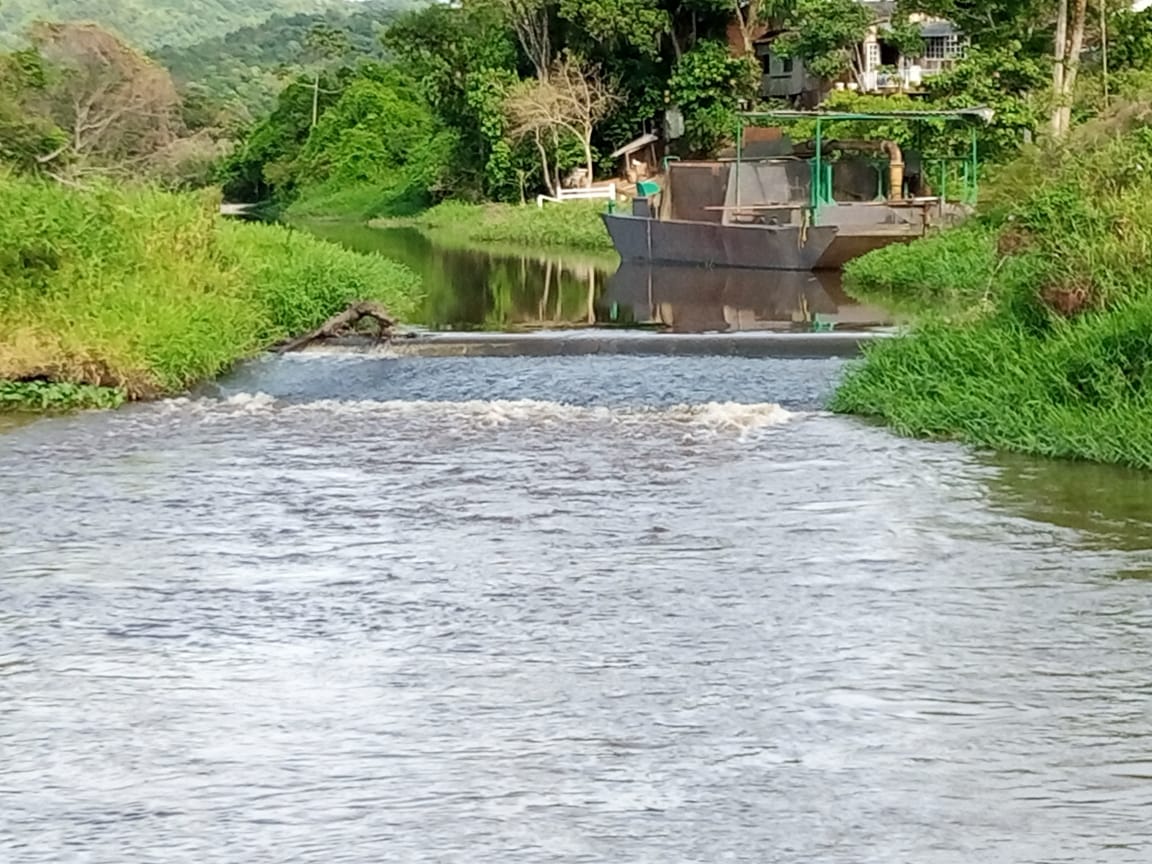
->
[879, 140, 904, 201]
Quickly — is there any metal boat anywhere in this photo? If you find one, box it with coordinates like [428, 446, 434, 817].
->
[602, 108, 989, 271]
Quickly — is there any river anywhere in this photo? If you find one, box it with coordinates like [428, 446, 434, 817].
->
[299, 223, 892, 332]
[3, 350, 1152, 863]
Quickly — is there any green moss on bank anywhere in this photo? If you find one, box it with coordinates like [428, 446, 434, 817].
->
[371, 200, 616, 252]
[0, 174, 421, 410]
[833, 103, 1152, 468]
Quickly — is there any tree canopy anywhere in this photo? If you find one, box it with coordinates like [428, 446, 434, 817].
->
[0, 0, 349, 49]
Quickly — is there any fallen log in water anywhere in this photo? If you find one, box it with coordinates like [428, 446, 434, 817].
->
[275, 301, 397, 353]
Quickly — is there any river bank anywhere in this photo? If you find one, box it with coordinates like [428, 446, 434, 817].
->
[369, 200, 615, 253]
[0, 175, 422, 413]
[832, 103, 1152, 469]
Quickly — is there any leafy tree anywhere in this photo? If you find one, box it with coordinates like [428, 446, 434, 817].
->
[304, 23, 351, 127]
[296, 64, 457, 198]
[667, 40, 758, 154]
[771, 0, 874, 83]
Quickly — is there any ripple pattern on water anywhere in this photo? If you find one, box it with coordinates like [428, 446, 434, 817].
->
[2, 354, 1152, 864]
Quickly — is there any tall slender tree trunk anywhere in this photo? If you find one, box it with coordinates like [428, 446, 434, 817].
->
[1051, 0, 1069, 137]
[311, 70, 321, 128]
[582, 135, 594, 188]
[532, 130, 554, 195]
[1057, 0, 1090, 136]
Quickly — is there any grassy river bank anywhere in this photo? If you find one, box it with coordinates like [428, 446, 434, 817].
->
[0, 174, 421, 412]
[833, 104, 1152, 468]
[367, 200, 615, 253]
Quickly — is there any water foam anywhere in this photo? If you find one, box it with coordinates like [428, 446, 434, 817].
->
[168, 393, 795, 435]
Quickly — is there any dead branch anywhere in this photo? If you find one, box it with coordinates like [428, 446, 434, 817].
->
[275, 301, 397, 353]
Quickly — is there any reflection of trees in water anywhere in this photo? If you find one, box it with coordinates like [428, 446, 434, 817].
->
[293, 221, 613, 329]
[476, 253, 607, 329]
[981, 452, 1152, 553]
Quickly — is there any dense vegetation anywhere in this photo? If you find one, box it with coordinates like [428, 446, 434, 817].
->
[217, 0, 1152, 223]
[0, 0, 342, 49]
[372, 201, 615, 252]
[153, 1, 408, 119]
[0, 173, 420, 409]
[833, 104, 1152, 468]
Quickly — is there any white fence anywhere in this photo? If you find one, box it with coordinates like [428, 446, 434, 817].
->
[536, 184, 617, 208]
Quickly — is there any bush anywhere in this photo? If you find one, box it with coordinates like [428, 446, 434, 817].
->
[0, 173, 422, 406]
[834, 100, 1152, 468]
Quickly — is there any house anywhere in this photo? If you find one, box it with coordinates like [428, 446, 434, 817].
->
[754, 1, 964, 104]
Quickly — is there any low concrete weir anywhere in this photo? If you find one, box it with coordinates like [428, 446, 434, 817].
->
[312, 328, 894, 359]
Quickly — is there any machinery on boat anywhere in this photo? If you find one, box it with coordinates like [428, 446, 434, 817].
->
[602, 107, 992, 271]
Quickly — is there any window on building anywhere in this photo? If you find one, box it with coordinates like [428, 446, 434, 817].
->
[865, 41, 881, 71]
[924, 34, 963, 60]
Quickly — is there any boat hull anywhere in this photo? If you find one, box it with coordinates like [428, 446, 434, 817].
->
[603, 213, 920, 271]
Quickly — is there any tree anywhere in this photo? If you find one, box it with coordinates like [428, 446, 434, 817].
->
[505, 55, 619, 193]
[1051, 0, 1090, 137]
[666, 40, 758, 154]
[29, 22, 183, 171]
[305, 23, 351, 127]
[0, 48, 68, 173]
[498, 0, 553, 79]
[772, 0, 874, 85]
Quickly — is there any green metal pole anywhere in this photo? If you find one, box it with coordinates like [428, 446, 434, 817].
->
[970, 125, 979, 204]
[813, 117, 822, 225]
[734, 117, 742, 209]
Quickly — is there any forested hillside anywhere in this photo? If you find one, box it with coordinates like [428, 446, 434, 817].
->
[0, 0, 342, 48]
[155, 2, 410, 114]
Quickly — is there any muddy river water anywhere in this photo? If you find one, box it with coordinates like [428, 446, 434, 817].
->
[3, 352, 1152, 863]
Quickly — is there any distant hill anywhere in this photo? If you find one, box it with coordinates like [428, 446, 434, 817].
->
[154, 1, 414, 118]
[0, 0, 345, 49]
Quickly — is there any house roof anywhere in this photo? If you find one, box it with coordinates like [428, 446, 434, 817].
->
[919, 20, 959, 36]
[609, 133, 659, 160]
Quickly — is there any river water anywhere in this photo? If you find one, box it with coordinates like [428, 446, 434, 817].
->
[299, 223, 891, 333]
[4, 352, 1152, 863]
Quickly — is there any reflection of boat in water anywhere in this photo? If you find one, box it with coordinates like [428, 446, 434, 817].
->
[603, 263, 892, 333]
[603, 109, 986, 271]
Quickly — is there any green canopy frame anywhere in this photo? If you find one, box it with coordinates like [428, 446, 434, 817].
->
[734, 107, 995, 224]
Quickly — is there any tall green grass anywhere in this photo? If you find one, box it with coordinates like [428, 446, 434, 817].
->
[372, 200, 615, 252]
[0, 173, 421, 407]
[834, 102, 1152, 468]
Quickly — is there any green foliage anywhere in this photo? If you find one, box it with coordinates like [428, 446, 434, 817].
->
[383, 0, 520, 198]
[0, 380, 124, 412]
[926, 43, 1046, 161]
[834, 101, 1152, 468]
[154, 2, 405, 117]
[0, 49, 68, 172]
[218, 68, 346, 201]
[0, 0, 345, 49]
[668, 41, 758, 154]
[772, 0, 872, 79]
[376, 201, 615, 252]
[295, 64, 457, 197]
[0, 172, 421, 403]
[557, 0, 669, 58]
[217, 220, 422, 337]
[1109, 9, 1152, 72]
[843, 224, 1001, 313]
[898, 0, 1052, 52]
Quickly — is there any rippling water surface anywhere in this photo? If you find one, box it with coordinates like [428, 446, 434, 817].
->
[4, 353, 1152, 863]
